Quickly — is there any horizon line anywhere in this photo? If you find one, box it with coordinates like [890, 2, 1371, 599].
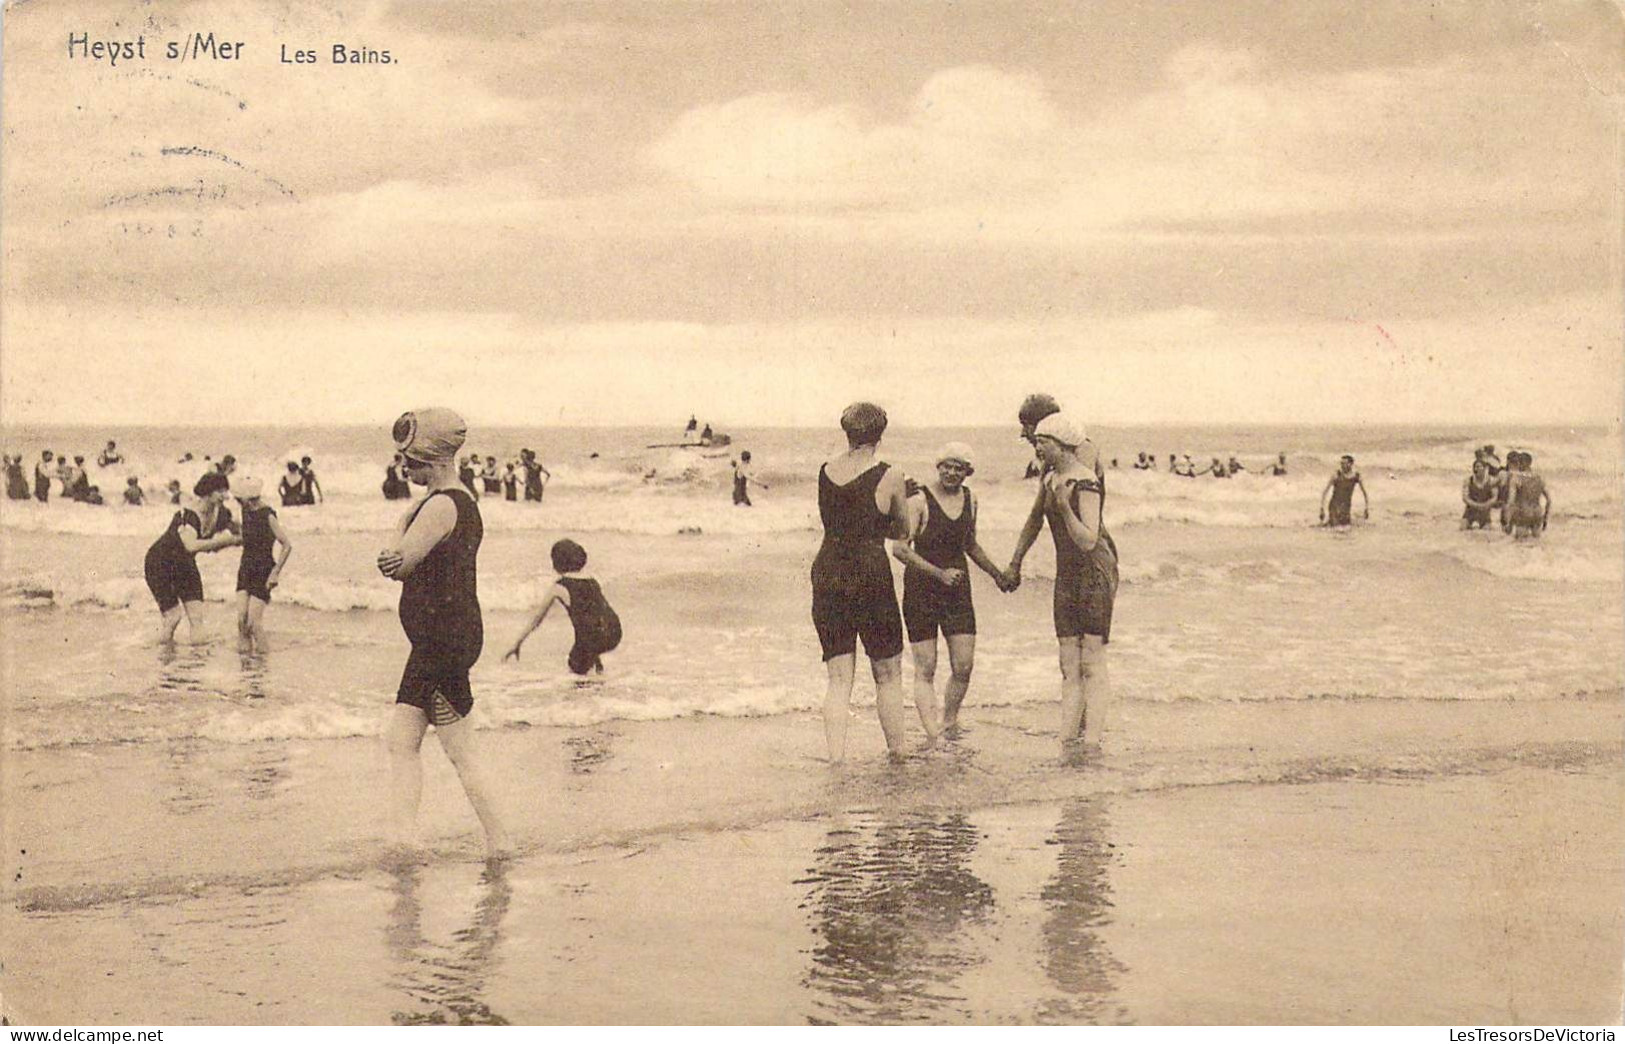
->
[1, 419, 1617, 432]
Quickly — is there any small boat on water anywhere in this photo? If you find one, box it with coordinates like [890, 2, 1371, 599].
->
[646, 433, 731, 449]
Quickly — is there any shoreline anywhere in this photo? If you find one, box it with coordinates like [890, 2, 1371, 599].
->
[8, 693, 1619, 899]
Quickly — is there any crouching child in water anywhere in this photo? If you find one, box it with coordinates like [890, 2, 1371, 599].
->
[503, 539, 622, 675]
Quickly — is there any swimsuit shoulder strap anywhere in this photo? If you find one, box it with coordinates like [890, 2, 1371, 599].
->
[1068, 475, 1102, 516]
[402, 489, 449, 529]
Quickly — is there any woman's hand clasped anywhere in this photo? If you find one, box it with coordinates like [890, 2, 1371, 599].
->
[376, 549, 404, 580]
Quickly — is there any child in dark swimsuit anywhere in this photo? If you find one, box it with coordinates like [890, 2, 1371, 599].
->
[233, 476, 294, 653]
[502, 539, 622, 675]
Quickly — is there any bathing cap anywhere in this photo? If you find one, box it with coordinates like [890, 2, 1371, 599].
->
[935, 442, 975, 473]
[1018, 393, 1061, 430]
[1033, 413, 1085, 448]
[233, 476, 264, 500]
[393, 407, 467, 464]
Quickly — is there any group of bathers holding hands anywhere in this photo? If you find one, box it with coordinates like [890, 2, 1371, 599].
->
[356, 397, 1121, 858]
[813, 393, 1119, 767]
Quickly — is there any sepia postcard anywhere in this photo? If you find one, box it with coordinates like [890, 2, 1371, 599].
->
[1, 0, 1621, 1027]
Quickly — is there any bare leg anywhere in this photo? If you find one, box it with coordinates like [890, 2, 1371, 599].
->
[245, 596, 269, 653]
[235, 592, 252, 652]
[823, 654, 857, 763]
[1057, 637, 1086, 753]
[907, 639, 941, 745]
[435, 715, 514, 859]
[179, 600, 205, 644]
[1079, 636, 1111, 751]
[157, 605, 185, 645]
[872, 654, 908, 758]
[942, 634, 976, 733]
[386, 704, 428, 846]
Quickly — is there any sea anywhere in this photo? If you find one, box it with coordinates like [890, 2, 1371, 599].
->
[0, 422, 1619, 749]
[2, 422, 1621, 1023]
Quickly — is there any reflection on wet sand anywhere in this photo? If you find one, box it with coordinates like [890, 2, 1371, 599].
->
[162, 739, 211, 817]
[563, 729, 618, 776]
[155, 643, 210, 695]
[798, 810, 995, 1024]
[238, 650, 267, 700]
[385, 862, 513, 1025]
[1037, 797, 1127, 1024]
[240, 746, 287, 802]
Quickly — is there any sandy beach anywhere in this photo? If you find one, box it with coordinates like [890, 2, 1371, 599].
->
[5, 693, 1620, 1024]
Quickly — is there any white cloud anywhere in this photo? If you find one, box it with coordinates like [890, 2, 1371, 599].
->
[645, 45, 1613, 240]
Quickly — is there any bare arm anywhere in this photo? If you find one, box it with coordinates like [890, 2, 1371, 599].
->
[889, 498, 942, 576]
[377, 495, 456, 581]
[267, 514, 295, 586]
[877, 468, 911, 541]
[1319, 477, 1334, 518]
[1059, 480, 1102, 553]
[178, 520, 239, 554]
[1355, 475, 1369, 516]
[504, 584, 567, 660]
[963, 493, 1004, 581]
[1008, 485, 1048, 573]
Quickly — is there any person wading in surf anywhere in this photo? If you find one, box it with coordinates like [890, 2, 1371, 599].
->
[377, 407, 512, 860]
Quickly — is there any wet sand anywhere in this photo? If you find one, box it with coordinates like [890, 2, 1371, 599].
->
[4, 695, 1621, 1024]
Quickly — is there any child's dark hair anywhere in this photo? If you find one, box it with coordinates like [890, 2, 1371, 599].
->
[551, 538, 587, 573]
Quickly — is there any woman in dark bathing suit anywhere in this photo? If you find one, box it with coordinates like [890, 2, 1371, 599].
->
[5, 456, 28, 500]
[377, 407, 511, 859]
[144, 471, 242, 643]
[1031, 413, 1119, 758]
[811, 402, 913, 762]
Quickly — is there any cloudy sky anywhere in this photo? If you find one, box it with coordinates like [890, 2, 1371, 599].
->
[2, 0, 1620, 427]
